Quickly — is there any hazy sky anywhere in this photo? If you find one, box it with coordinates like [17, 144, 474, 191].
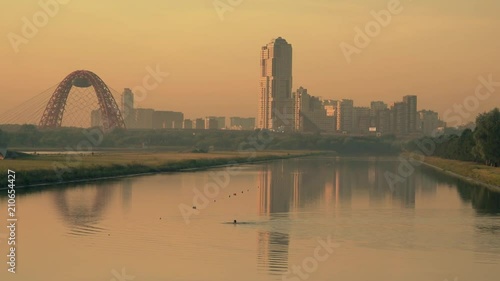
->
[1, 0, 499, 123]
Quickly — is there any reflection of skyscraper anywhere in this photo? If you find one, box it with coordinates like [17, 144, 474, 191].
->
[258, 37, 294, 131]
[257, 230, 289, 275]
[257, 161, 295, 276]
[258, 161, 295, 214]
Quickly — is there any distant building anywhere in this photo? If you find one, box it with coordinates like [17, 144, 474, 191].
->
[293, 87, 335, 132]
[183, 119, 193, 129]
[403, 95, 417, 133]
[205, 117, 219, 130]
[323, 100, 338, 117]
[230, 117, 256, 130]
[121, 88, 135, 128]
[370, 101, 388, 112]
[391, 102, 408, 135]
[215, 117, 226, 129]
[377, 109, 391, 134]
[258, 37, 294, 131]
[336, 99, 354, 133]
[419, 110, 445, 136]
[353, 107, 370, 134]
[152, 111, 183, 129]
[133, 108, 155, 129]
[195, 118, 205, 129]
[90, 109, 102, 127]
[370, 101, 388, 132]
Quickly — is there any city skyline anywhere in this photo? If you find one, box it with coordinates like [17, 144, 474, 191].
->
[1, 1, 499, 124]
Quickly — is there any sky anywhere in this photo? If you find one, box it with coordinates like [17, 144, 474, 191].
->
[1, 0, 500, 123]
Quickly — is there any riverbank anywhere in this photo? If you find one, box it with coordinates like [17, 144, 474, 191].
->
[0, 150, 322, 188]
[410, 155, 500, 193]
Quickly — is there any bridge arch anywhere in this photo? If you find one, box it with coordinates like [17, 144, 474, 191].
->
[39, 70, 126, 130]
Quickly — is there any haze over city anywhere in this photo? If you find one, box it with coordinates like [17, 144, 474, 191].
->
[2, 1, 500, 281]
[1, 0, 500, 122]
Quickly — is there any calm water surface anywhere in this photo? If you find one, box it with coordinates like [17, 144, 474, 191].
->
[1, 156, 500, 281]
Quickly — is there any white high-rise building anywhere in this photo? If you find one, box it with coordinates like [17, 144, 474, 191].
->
[258, 37, 294, 132]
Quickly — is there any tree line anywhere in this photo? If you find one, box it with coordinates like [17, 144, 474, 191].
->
[406, 108, 500, 167]
[0, 125, 401, 156]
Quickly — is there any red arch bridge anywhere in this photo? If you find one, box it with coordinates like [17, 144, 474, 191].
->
[0, 70, 126, 131]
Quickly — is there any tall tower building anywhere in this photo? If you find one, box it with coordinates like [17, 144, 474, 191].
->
[258, 37, 294, 132]
[336, 99, 354, 133]
[391, 102, 408, 134]
[403, 95, 417, 132]
[121, 88, 135, 128]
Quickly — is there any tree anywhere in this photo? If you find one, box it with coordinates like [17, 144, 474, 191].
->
[473, 108, 500, 166]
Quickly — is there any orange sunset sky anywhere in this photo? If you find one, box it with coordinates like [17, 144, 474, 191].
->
[1, 0, 499, 123]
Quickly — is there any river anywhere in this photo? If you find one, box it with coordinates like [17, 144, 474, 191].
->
[1, 156, 499, 281]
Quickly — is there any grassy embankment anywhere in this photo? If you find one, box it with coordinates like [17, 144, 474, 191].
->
[408, 154, 500, 192]
[0, 150, 320, 187]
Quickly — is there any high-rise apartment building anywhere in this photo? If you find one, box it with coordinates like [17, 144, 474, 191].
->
[121, 88, 135, 128]
[258, 37, 294, 132]
[323, 100, 339, 118]
[403, 95, 417, 132]
[183, 119, 193, 129]
[370, 101, 388, 132]
[293, 87, 335, 132]
[336, 99, 354, 133]
[418, 110, 445, 136]
[152, 111, 184, 129]
[391, 102, 408, 134]
[205, 117, 219, 130]
[353, 107, 371, 134]
[195, 118, 205, 129]
[90, 109, 102, 127]
[133, 108, 155, 129]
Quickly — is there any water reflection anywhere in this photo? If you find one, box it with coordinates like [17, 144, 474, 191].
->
[257, 160, 294, 275]
[53, 182, 114, 236]
[421, 166, 500, 214]
[121, 179, 133, 212]
[1, 156, 499, 281]
[257, 157, 425, 209]
[257, 228, 290, 276]
[254, 157, 500, 276]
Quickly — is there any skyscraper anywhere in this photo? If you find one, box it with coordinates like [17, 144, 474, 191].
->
[336, 99, 354, 133]
[391, 102, 408, 134]
[258, 37, 294, 132]
[121, 88, 135, 128]
[403, 95, 417, 132]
